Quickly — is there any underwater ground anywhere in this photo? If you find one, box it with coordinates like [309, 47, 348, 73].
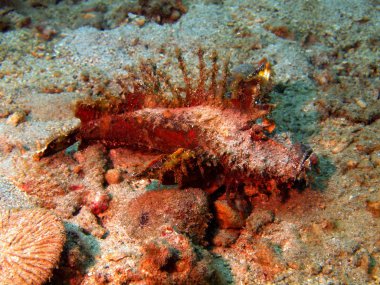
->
[0, 0, 379, 284]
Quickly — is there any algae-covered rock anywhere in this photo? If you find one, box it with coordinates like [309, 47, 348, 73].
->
[123, 188, 211, 244]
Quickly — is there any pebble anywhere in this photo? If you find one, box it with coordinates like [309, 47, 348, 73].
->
[135, 17, 146, 27]
[345, 159, 359, 170]
[6, 110, 26, 126]
[105, 168, 122, 185]
[170, 10, 181, 21]
[355, 98, 367, 109]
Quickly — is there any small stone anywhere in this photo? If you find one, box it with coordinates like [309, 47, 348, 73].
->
[6, 110, 26, 126]
[105, 168, 122, 185]
[52, 71, 62, 78]
[345, 159, 359, 170]
[135, 17, 146, 27]
[170, 10, 181, 21]
[355, 98, 367, 109]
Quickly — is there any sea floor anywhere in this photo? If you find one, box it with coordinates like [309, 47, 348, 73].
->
[0, 0, 379, 284]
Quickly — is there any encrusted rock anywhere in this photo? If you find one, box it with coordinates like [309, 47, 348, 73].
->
[123, 188, 211, 244]
[6, 110, 26, 126]
[139, 226, 216, 284]
[69, 206, 107, 238]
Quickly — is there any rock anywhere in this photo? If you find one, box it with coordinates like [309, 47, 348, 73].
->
[134, 17, 146, 27]
[123, 188, 210, 244]
[105, 168, 122, 185]
[139, 226, 216, 284]
[6, 110, 26, 126]
[70, 206, 107, 238]
[355, 98, 367, 109]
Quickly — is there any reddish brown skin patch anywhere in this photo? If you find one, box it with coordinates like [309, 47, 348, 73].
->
[79, 111, 199, 152]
